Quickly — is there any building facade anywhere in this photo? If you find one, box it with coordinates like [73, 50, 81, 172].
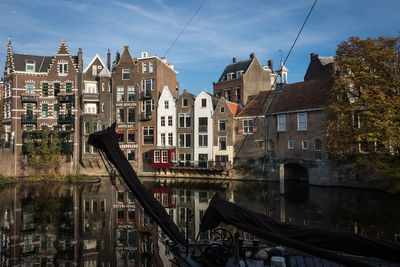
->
[176, 89, 195, 166]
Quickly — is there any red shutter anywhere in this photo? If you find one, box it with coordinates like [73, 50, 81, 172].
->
[237, 126, 243, 134]
[253, 126, 258, 133]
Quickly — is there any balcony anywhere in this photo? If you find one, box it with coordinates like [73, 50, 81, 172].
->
[58, 114, 75, 124]
[140, 90, 152, 100]
[21, 115, 37, 124]
[61, 142, 74, 154]
[198, 125, 208, 133]
[58, 93, 75, 103]
[21, 94, 38, 103]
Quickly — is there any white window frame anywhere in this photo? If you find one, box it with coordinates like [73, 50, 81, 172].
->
[314, 139, 322, 151]
[288, 140, 294, 150]
[164, 100, 169, 109]
[154, 150, 160, 163]
[267, 139, 274, 151]
[58, 61, 68, 75]
[142, 62, 148, 73]
[26, 63, 35, 72]
[302, 140, 309, 150]
[278, 115, 286, 131]
[149, 62, 154, 73]
[92, 65, 97, 76]
[117, 86, 125, 102]
[162, 150, 168, 163]
[182, 98, 188, 107]
[168, 133, 173, 146]
[218, 136, 227, 150]
[219, 120, 226, 132]
[26, 82, 34, 94]
[128, 86, 135, 101]
[122, 69, 130, 80]
[297, 113, 307, 131]
[243, 119, 253, 134]
[220, 106, 225, 113]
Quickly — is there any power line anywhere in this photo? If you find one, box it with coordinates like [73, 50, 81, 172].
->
[164, 0, 207, 58]
[227, 0, 318, 175]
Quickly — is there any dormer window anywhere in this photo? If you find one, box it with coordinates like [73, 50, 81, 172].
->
[236, 70, 243, 79]
[26, 62, 35, 72]
[227, 73, 233, 81]
[58, 61, 68, 75]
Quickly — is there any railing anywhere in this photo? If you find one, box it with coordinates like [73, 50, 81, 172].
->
[171, 160, 231, 170]
[21, 114, 37, 124]
[198, 126, 208, 133]
[58, 114, 75, 124]
[58, 93, 75, 103]
[21, 94, 38, 103]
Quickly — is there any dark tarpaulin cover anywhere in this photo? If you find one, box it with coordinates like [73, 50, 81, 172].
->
[88, 124, 186, 246]
[200, 195, 400, 267]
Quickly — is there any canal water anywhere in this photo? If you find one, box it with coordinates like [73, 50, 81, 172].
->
[0, 178, 399, 266]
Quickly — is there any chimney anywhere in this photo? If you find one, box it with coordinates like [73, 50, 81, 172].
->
[115, 51, 120, 65]
[78, 48, 83, 73]
[310, 52, 316, 60]
[268, 59, 273, 72]
[107, 49, 111, 70]
[233, 57, 237, 63]
[250, 52, 255, 59]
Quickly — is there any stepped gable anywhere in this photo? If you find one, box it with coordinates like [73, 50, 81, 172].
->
[56, 40, 71, 55]
[237, 90, 270, 117]
[267, 77, 333, 113]
[217, 58, 253, 82]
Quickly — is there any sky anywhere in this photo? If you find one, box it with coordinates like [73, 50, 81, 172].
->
[0, 0, 399, 96]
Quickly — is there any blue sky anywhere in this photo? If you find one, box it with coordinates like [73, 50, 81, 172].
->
[1, 0, 399, 95]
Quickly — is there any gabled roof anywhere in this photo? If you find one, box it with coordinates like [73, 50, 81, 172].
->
[267, 77, 333, 114]
[319, 56, 334, 66]
[217, 58, 254, 82]
[237, 91, 270, 117]
[12, 54, 53, 72]
[83, 54, 109, 74]
[226, 101, 242, 116]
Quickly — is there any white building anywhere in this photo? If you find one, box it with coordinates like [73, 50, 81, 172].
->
[156, 86, 177, 147]
[193, 91, 219, 167]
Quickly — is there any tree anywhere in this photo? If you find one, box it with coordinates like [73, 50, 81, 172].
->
[326, 36, 400, 192]
[26, 128, 62, 176]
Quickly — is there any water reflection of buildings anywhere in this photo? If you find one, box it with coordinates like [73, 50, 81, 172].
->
[0, 180, 162, 266]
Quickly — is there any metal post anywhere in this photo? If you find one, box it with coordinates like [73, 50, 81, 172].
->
[279, 164, 284, 195]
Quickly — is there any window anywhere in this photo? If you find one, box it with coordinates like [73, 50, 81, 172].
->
[161, 133, 166, 146]
[128, 108, 135, 123]
[85, 103, 97, 114]
[201, 98, 206, 107]
[84, 122, 90, 135]
[302, 140, 309, 150]
[117, 130, 124, 143]
[102, 83, 105, 92]
[54, 83, 60, 96]
[143, 126, 154, 145]
[288, 140, 294, 150]
[85, 201, 90, 212]
[162, 194, 168, 207]
[168, 133, 173, 146]
[117, 108, 125, 123]
[179, 133, 191, 148]
[227, 73, 233, 81]
[93, 201, 98, 213]
[168, 116, 172, 126]
[128, 86, 135, 101]
[117, 191, 124, 202]
[66, 82, 72, 92]
[226, 90, 232, 101]
[179, 208, 186, 222]
[117, 87, 125, 102]
[236, 70, 242, 79]
[128, 150, 135, 161]
[179, 114, 191, 128]
[298, 113, 307, 131]
[101, 200, 106, 212]
[84, 141, 90, 154]
[267, 139, 274, 151]
[243, 119, 253, 134]
[219, 136, 227, 150]
[117, 210, 124, 223]
[220, 106, 225, 113]
[58, 62, 68, 75]
[142, 63, 148, 73]
[128, 130, 135, 143]
[219, 120, 226, 131]
[92, 65, 97, 76]
[154, 150, 160, 163]
[26, 62, 35, 72]
[315, 139, 322, 151]
[182, 98, 188, 107]
[198, 135, 208, 147]
[160, 116, 165, 127]
[149, 62, 154, 73]
[128, 211, 135, 224]
[162, 150, 168, 163]
[102, 103, 105, 113]
[42, 83, 48, 97]
[198, 117, 208, 132]
[42, 104, 48, 118]
[53, 104, 59, 117]
[122, 69, 130, 80]
[26, 83, 34, 94]
[164, 100, 169, 109]
[199, 192, 208, 203]
[277, 115, 286, 131]
[236, 88, 241, 102]
[142, 78, 155, 91]
[93, 122, 98, 132]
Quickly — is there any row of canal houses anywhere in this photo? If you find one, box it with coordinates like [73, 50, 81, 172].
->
[2, 40, 334, 181]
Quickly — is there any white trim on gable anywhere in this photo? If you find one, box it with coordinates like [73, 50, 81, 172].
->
[83, 54, 109, 74]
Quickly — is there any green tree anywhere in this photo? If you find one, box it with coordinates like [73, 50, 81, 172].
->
[26, 128, 62, 176]
[326, 36, 400, 192]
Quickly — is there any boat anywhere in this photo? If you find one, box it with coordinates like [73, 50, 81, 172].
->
[89, 124, 400, 267]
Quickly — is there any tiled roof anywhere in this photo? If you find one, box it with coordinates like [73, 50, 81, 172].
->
[267, 77, 333, 114]
[217, 58, 253, 82]
[12, 54, 53, 72]
[226, 101, 242, 116]
[319, 56, 334, 66]
[237, 90, 270, 117]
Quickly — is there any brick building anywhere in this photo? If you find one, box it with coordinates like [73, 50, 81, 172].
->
[111, 46, 179, 174]
[213, 53, 275, 106]
[1, 40, 81, 176]
[176, 89, 195, 166]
